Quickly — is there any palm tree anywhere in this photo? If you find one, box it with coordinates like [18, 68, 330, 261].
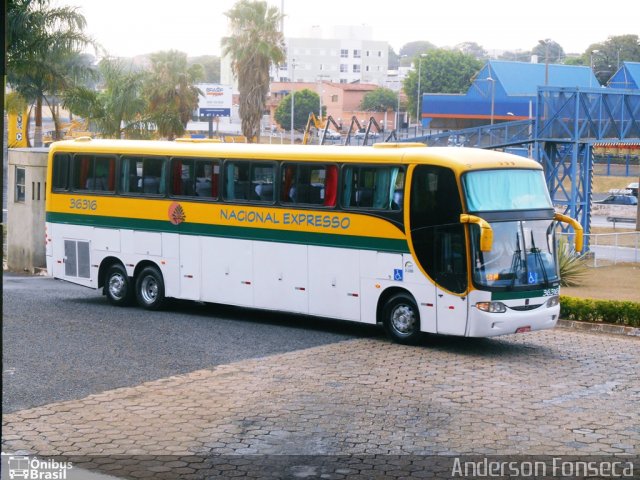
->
[63, 58, 149, 139]
[144, 50, 203, 140]
[7, 0, 96, 146]
[222, 0, 285, 143]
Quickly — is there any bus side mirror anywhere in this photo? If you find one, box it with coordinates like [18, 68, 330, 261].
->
[460, 214, 493, 252]
[553, 213, 584, 252]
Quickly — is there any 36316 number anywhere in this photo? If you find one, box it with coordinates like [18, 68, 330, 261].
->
[69, 198, 97, 210]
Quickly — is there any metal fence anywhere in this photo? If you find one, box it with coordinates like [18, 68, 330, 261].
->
[560, 231, 640, 267]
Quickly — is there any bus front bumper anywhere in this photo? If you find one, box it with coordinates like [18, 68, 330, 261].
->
[466, 303, 559, 337]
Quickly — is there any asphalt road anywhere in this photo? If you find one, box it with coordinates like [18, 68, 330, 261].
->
[2, 273, 381, 414]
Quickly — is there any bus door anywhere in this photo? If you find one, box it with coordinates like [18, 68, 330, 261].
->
[432, 225, 468, 336]
[409, 165, 469, 336]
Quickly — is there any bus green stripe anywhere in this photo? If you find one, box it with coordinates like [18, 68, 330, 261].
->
[491, 290, 549, 300]
[46, 212, 410, 253]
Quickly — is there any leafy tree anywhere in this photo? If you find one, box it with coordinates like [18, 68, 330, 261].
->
[455, 42, 487, 60]
[360, 88, 398, 112]
[584, 34, 640, 85]
[399, 41, 437, 58]
[63, 58, 150, 139]
[274, 89, 320, 132]
[532, 40, 565, 64]
[189, 55, 221, 83]
[144, 50, 203, 140]
[498, 50, 532, 62]
[7, 0, 96, 146]
[388, 46, 400, 70]
[222, 0, 285, 142]
[404, 49, 482, 121]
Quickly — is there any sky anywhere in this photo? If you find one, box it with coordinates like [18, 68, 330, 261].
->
[68, 0, 638, 58]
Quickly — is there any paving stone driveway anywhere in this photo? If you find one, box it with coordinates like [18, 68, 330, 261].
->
[2, 330, 639, 478]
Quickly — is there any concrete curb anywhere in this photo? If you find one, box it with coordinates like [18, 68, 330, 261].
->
[557, 319, 640, 337]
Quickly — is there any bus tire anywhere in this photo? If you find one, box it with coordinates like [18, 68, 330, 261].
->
[135, 266, 166, 310]
[104, 264, 134, 306]
[382, 293, 423, 345]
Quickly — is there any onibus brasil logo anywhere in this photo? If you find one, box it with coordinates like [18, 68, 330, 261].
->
[6, 455, 72, 479]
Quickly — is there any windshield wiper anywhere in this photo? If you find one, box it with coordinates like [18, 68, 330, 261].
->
[508, 231, 524, 289]
[530, 231, 549, 285]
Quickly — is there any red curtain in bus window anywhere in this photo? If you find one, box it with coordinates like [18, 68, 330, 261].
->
[108, 160, 115, 190]
[324, 165, 337, 206]
[282, 165, 295, 201]
[172, 160, 182, 195]
[79, 157, 90, 189]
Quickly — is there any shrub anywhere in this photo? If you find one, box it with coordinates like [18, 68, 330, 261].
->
[557, 238, 588, 287]
[560, 295, 640, 327]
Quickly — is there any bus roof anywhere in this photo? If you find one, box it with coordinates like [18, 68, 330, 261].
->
[49, 138, 542, 173]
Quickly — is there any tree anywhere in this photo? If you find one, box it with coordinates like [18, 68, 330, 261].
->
[7, 0, 96, 146]
[455, 42, 487, 60]
[222, 0, 285, 142]
[399, 41, 437, 58]
[144, 50, 203, 140]
[189, 55, 221, 83]
[360, 88, 398, 112]
[584, 35, 640, 85]
[274, 89, 320, 132]
[63, 58, 150, 139]
[404, 49, 482, 121]
[532, 40, 565, 64]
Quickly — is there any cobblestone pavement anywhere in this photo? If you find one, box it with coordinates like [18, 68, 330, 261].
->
[2, 330, 639, 479]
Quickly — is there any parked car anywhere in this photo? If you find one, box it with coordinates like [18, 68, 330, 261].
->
[626, 182, 638, 197]
[319, 129, 341, 140]
[354, 130, 379, 139]
[595, 194, 638, 205]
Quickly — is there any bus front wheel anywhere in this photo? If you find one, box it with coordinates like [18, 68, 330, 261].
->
[382, 293, 423, 345]
[104, 264, 134, 306]
[135, 266, 166, 310]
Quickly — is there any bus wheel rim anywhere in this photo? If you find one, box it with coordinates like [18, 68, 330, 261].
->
[108, 273, 126, 300]
[391, 304, 416, 335]
[140, 276, 158, 304]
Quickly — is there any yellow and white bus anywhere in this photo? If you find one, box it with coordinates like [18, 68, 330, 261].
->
[45, 138, 582, 343]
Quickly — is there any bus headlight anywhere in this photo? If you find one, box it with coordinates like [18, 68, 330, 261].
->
[476, 301, 507, 313]
[546, 295, 560, 308]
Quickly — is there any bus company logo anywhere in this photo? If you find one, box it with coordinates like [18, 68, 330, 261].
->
[168, 202, 186, 225]
[6, 455, 72, 479]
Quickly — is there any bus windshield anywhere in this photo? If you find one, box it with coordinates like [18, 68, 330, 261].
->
[471, 219, 559, 289]
[463, 169, 552, 211]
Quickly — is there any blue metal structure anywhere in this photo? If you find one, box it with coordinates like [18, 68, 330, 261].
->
[406, 86, 640, 245]
[607, 61, 640, 90]
[421, 61, 597, 129]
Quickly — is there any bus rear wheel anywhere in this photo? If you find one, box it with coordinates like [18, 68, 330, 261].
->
[104, 264, 134, 306]
[135, 266, 166, 310]
[382, 293, 423, 345]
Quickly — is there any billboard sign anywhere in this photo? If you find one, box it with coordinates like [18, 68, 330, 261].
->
[198, 84, 232, 117]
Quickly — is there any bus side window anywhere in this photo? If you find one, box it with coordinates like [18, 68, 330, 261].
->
[282, 163, 331, 206]
[52, 153, 70, 190]
[342, 165, 401, 210]
[72, 155, 115, 192]
[120, 156, 166, 195]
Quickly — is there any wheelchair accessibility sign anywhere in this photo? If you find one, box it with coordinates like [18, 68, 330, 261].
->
[393, 269, 403, 281]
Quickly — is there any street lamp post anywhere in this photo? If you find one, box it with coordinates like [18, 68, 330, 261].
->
[590, 50, 599, 87]
[415, 54, 427, 129]
[487, 75, 495, 125]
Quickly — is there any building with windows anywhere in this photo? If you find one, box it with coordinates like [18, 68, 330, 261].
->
[267, 81, 398, 133]
[221, 26, 389, 88]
